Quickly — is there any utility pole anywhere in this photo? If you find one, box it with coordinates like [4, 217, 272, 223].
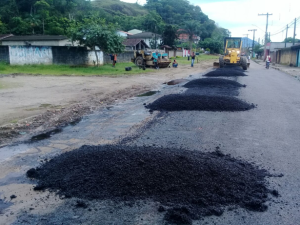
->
[243, 34, 249, 52]
[248, 29, 257, 58]
[293, 18, 297, 45]
[259, 13, 273, 60]
[285, 24, 289, 48]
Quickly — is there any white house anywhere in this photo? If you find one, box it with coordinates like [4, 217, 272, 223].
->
[127, 29, 142, 35]
[127, 32, 162, 48]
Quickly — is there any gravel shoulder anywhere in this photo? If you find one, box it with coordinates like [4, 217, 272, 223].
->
[0, 60, 214, 146]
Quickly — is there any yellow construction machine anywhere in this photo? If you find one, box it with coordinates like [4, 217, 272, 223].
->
[214, 37, 249, 70]
[132, 50, 171, 68]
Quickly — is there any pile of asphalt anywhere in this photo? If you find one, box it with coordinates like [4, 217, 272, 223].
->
[204, 68, 247, 77]
[146, 94, 254, 112]
[183, 78, 246, 89]
[27, 145, 276, 225]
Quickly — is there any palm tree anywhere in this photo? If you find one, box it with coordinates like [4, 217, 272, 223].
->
[180, 21, 201, 53]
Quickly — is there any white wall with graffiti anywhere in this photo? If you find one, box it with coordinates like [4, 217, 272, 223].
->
[9, 46, 53, 65]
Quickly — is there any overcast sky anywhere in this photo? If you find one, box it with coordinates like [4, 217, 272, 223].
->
[121, 0, 300, 42]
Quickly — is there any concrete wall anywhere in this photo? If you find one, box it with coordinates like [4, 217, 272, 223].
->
[52, 46, 89, 65]
[9, 46, 53, 65]
[0, 46, 10, 63]
[103, 51, 134, 64]
[278, 49, 298, 66]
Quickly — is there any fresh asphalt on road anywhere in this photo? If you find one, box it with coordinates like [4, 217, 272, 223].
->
[0, 60, 300, 225]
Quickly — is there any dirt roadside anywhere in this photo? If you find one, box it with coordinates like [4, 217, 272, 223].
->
[0, 60, 214, 146]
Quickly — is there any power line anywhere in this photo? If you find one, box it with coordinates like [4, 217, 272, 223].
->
[270, 16, 300, 36]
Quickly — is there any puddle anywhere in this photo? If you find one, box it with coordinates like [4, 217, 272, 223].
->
[30, 128, 62, 142]
[137, 91, 159, 97]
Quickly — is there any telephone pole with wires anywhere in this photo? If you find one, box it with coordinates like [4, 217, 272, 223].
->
[259, 13, 272, 60]
[243, 34, 249, 47]
[293, 18, 297, 45]
[248, 29, 257, 58]
[285, 24, 289, 48]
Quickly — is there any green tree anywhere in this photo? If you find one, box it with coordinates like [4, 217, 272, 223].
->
[68, 18, 125, 66]
[283, 37, 300, 43]
[34, 0, 50, 34]
[142, 11, 164, 34]
[162, 25, 178, 47]
[9, 17, 31, 34]
[0, 19, 7, 33]
[198, 38, 222, 54]
[180, 20, 201, 52]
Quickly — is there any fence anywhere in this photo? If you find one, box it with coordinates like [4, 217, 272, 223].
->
[0, 46, 135, 66]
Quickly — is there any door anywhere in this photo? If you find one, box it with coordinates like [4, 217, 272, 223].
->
[297, 50, 300, 67]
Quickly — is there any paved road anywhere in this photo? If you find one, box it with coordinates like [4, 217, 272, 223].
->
[0, 61, 300, 224]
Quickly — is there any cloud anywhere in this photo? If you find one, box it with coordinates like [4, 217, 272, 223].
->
[199, 0, 300, 41]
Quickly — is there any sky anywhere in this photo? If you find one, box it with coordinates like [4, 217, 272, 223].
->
[121, 0, 300, 42]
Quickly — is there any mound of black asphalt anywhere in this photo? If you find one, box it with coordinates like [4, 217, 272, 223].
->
[27, 145, 275, 224]
[146, 94, 254, 112]
[183, 78, 246, 89]
[204, 68, 247, 77]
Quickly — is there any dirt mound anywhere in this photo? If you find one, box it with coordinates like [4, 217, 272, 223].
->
[27, 145, 276, 224]
[204, 68, 247, 77]
[146, 94, 255, 112]
[184, 78, 246, 89]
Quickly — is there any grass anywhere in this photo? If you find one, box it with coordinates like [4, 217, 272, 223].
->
[0, 62, 154, 76]
[170, 54, 219, 65]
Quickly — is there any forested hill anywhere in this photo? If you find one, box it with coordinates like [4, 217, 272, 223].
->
[0, 0, 229, 42]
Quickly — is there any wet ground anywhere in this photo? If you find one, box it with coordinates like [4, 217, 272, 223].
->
[1, 62, 300, 224]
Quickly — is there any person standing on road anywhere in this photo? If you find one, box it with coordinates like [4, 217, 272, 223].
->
[266, 55, 271, 69]
[191, 52, 195, 67]
[113, 54, 117, 67]
[153, 52, 159, 69]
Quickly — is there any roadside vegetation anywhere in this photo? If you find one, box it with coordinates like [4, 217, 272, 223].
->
[0, 55, 218, 76]
[0, 62, 153, 76]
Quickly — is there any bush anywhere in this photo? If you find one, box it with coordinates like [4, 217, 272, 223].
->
[205, 48, 210, 51]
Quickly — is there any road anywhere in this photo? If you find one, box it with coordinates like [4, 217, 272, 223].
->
[0, 61, 300, 225]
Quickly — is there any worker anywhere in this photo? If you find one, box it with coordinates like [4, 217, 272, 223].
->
[191, 52, 195, 67]
[172, 59, 178, 68]
[113, 54, 117, 67]
[153, 52, 159, 69]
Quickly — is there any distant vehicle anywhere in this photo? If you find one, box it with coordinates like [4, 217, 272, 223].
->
[131, 50, 171, 68]
[214, 37, 249, 70]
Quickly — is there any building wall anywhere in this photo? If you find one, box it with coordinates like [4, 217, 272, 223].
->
[52, 46, 89, 65]
[103, 51, 134, 64]
[0, 46, 10, 63]
[9, 46, 53, 65]
[278, 49, 298, 66]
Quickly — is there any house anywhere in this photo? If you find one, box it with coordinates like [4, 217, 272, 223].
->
[1, 35, 75, 46]
[0, 34, 13, 45]
[177, 30, 200, 44]
[117, 31, 132, 37]
[275, 44, 300, 67]
[127, 29, 142, 35]
[265, 42, 294, 61]
[123, 39, 149, 50]
[127, 32, 162, 48]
